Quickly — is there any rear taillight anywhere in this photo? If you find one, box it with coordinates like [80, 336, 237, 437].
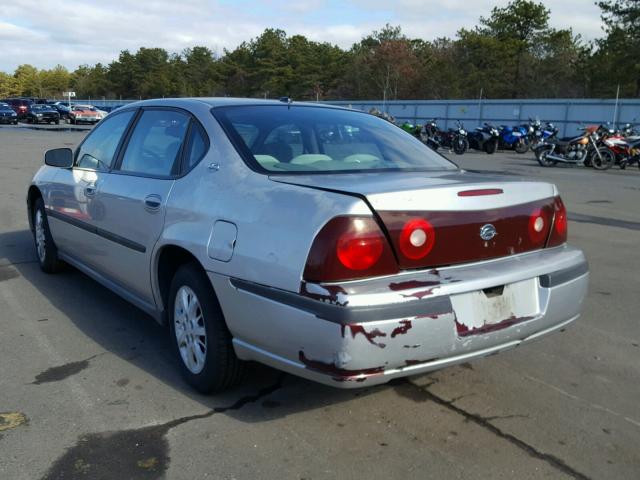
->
[528, 208, 551, 244]
[547, 196, 568, 247]
[399, 218, 435, 260]
[304, 216, 398, 282]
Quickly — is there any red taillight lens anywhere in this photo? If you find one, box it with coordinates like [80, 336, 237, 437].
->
[304, 216, 398, 282]
[337, 229, 383, 270]
[399, 218, 435, 260]
[528, 208, 549, 244]
[548, 196, 568, 247]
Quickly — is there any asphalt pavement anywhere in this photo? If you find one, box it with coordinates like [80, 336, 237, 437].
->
[1, 123, 639, 480]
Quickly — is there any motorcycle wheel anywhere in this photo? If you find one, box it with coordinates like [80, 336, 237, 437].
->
[536, 147, 557, 167]
[427, 139, 439, 151]
[591, 148, 614, 170]
[484, 139, 498, 155]
[453, 137, 469, 155]
[515, 139, 529, 154]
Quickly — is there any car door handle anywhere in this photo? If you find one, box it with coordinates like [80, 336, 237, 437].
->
[144, 194, 162, 211]
[84, 184, 97, 196]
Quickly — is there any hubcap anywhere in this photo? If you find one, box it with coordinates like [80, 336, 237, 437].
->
[174, 286, 207, 374]
[35, 210, 46, 262]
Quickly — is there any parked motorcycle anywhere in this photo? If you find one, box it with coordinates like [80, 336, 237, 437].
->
[421, 119, 469, 154]
[533, 125, 614, 170]
[468, 123, 500, 154]
[498, 124, 529, 153]
[528, 118, 559, 144]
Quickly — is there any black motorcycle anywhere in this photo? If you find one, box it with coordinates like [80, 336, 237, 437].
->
[468, 123, 500, 154]
[421, 119, 469, 155]
[533, 126, 614, 170]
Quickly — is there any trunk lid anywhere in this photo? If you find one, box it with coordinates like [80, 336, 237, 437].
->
[272, 171, 558, 269]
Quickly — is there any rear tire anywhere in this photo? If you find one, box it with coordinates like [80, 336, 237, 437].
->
[535, 147, 557, 167]
[32, 198, 63, 273]
[168, 263, 245, 393]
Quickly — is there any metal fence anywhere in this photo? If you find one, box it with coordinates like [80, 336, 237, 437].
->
[74, 97, 639, 137]
[326, 99, 640, 137]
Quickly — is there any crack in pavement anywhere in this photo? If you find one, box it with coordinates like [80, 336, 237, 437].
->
[402, 379, 591, 480]
[41, 374, 286, 480]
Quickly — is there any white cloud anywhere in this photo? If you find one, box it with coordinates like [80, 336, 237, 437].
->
[0, 0, 604, 72]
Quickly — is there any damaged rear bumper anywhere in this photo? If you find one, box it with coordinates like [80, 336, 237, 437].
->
[209, 245, 588, 388]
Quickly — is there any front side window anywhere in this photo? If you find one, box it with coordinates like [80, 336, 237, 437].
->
[213, 105, 456, 174]
[119, 109, 190, 176]
[76, 110, 135, 170]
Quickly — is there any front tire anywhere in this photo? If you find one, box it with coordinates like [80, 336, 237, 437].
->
[535, 147, 557, 167]
[484, 139, 498, 154]
[591, 148, 614, 170]
[515, 138, 529, 154]
[32, 198, 63, 273]
[453, 136, 469, 155]
[168, 263, 244, 393]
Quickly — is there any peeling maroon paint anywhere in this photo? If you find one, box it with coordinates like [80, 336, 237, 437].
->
[415, 312, 449, 320]
[298, 351, 385, 382]
[300, 282, 349, 307]
[401, 288, 436, 299]
[390, 320, 412, 338]
[389, 280, 439, 291]
[455, 315, 535, 337]
[340, 324, 387, 348]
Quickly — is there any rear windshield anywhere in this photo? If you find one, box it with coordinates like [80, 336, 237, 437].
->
[212, 105, 456, 174]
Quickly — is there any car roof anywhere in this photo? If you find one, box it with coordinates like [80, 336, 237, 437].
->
[128, 97, 348, 111]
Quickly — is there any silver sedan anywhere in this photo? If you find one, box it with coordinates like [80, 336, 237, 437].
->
[27, 98, 589, 392]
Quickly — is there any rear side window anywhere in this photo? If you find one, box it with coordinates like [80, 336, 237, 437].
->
[119, 110, 189, 176]
[183, 123, 208, 170]
[76, 110, 135, 170]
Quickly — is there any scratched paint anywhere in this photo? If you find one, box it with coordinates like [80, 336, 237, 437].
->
[390, 320, 412, 338]
[455, 315, 534, 337]
[340, 324, 387, 348]
[298, 351, 384, 382]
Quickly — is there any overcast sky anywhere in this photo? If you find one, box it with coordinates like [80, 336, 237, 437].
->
[0, 0, 603, 72]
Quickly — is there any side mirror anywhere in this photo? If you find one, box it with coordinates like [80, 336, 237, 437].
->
[44, 148, 73, 168]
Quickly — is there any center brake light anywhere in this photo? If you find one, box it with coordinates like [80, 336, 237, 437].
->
[304, 216, 398, 282]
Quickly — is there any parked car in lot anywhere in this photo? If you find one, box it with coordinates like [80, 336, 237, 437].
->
[2, 98, 33, 120]
[26, 104, 60, 124]
[27, 98, 589, 393]
[47, 102, 72, 120]
[0, 102, 18, 124]
[68, 104, 101, 124]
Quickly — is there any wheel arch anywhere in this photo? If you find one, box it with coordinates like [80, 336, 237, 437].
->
[27, 185, 43, 232]
[154, 244, 213, 325]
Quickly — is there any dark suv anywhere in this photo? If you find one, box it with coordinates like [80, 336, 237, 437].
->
[2, 98, 33, 120]
[26, 104, 60, 124]
[0, 102, 18, 124]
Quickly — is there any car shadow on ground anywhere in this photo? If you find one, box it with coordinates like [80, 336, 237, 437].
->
[0, 229, 388, 422]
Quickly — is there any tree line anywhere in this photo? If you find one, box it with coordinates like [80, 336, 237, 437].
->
[1, 0, 638, 101]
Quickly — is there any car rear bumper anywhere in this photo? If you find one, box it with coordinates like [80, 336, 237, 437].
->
[209, 245, 588, 388]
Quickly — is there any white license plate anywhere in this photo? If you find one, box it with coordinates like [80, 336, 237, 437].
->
[451, 278, 540, 336]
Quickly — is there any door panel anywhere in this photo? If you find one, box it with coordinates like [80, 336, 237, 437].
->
[90, 174, 174, 303]
[88, 108, 191, 305]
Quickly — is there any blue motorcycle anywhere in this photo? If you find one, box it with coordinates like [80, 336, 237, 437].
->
[498, 125, 529, 153]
